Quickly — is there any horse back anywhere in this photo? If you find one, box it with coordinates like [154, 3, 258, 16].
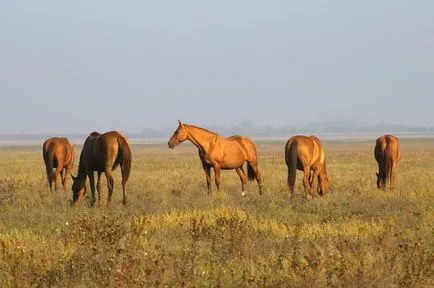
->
[59, 138, 74, 167]
[225, 135, 258, 161]
[310, 136, 325, 165]
[287, 135, 323, 167]
[43, 137, 74, 167]
[81, 131, 128, 172]
[375, 135, 400, 163]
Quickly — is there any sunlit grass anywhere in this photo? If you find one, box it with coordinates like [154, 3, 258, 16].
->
[0, 139, 432, 287]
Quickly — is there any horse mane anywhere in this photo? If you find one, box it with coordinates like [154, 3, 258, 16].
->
[185, 124, 218, 136]
[89, 131, 100, 137]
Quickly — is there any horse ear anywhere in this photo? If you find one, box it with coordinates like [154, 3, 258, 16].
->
[178, 120, 184, 127]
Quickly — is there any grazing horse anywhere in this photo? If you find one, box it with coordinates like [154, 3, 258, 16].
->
[168, 121, 262, 195]
[42, 137, 75, 191]
[71, 131, 132, 206]
[285, 135, 329, 198]
[374, 135, 401, 190]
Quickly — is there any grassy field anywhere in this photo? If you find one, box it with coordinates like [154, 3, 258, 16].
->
[0, 139, 432, 287]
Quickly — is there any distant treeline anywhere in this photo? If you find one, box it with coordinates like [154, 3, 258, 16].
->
[1, 123, 434, 141]
[140, 122, 434, 138]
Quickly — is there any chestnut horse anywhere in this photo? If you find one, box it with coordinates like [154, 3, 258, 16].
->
[285, 135, 329, 198]
[168, 121, 262, 195]
[71, 131, 132, 206]
[42, 137, 75, 191]
[374, 135, 401, 190]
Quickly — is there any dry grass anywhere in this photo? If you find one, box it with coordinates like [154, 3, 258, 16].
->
[0, 139, 433, 287]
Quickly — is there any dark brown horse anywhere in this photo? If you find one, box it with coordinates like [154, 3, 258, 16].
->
[42, 137, 75, 191]
[285, 135, 329, 198]
[374, 135, 401, 190]
[71, 131, 132, 206]
[168, 121, 262, 195]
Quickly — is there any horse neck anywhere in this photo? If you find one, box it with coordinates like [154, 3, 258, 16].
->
[76, 159, 87, 180]
[320, 160, 328, 178]
[76, 144, 89, 181]
[185, 125, 218, 151]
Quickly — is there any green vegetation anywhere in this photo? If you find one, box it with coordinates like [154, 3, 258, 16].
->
[0, 140, 432, 287]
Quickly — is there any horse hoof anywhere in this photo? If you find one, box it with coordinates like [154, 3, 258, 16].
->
[241, 191, 246, 197]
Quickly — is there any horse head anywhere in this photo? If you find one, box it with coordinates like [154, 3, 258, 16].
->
[319, 174, 329, 196]
[71, 174, 87, 205]
[168, 120, 188, 149]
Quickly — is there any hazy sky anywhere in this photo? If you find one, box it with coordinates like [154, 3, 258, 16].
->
[1, 1, 433, 134]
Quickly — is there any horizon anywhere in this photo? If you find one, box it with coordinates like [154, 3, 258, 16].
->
[1, 121, 433, 137]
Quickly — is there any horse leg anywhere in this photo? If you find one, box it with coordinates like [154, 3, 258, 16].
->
[60, 169, 64, 188]
[214, 166, 221, 192]
[308, 171, 314, 185]
[310, 169, 320, 197]
[252, 163, 263, 195]
[48, 177, 53, 192]
[121, 172, 127, 206]
[235, 167, 247, 196]
[88, 172, 96, 207]
[303, 167, 312, 199]
[54, 164, 62, 191]
[96, 171, 102, 204]
[247, 160, 263, 195]
[63, 166, 73, 191]
[45, 165, 53, 191]
[202, 164, 211, 194]
[381, 162, 387, 190]
[377, 162, 383, 190]
[105, 170, 115, 204]
[390, 163, 397, 190]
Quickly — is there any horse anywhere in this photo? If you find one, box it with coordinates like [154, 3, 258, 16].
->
[374, 135, 401, 190]
[42, 137, 75, 191]
[168, 121, 262, 196]
[285, 135, 329, 199]
[71, 131, 132, 206]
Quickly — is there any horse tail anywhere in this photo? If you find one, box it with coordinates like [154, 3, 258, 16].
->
[286, 141, 298, 192]
[384, 147, 393, 188]
[117, 136, 132, 184]
[245, 138, 258, 181]
[46, 146, 55, 183]
[247, 162, 255, 181]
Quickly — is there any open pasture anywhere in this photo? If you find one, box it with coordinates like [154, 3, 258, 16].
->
[0, 139, 432, 287]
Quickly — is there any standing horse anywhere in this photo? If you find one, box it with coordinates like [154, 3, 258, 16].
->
[168, 121, 262, 195]
[42, 137, 75, 191]
[285, 135, 329, 198]
[71, 131, 132, 206]
[374, 135, 401, 190]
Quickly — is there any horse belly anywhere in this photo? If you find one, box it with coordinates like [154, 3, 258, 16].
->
[220, 162, 241, 169]
[221, 153, 245, 169]
[87, 157, 106, 172]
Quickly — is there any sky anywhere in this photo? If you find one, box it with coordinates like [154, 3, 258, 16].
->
[0, 0, 433, 134]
